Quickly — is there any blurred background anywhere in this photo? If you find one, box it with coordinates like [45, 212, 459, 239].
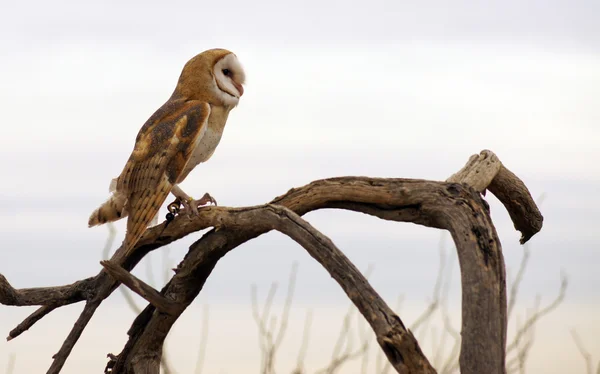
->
[1, 0, 599, 372]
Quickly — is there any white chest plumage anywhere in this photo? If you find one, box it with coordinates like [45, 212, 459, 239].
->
[178, 106, 230, 182]
[191, 127, 222, 165]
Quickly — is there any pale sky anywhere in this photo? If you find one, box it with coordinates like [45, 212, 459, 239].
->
[1, 0, 599, 373]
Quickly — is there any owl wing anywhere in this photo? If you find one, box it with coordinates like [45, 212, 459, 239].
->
[118, 99, 211, 255]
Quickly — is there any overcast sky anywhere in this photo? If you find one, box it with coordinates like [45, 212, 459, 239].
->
[1, 0, 599, 373]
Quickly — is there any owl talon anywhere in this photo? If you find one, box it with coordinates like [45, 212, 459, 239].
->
[167, 200, 181, 214]
[181, 198, 199, 216]
[178, 193, 216, 217]
[197, 192, 217, 207]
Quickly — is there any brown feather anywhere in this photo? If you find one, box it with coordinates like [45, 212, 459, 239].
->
[88, 192, 128, 226]
[118, 101, 211, 257]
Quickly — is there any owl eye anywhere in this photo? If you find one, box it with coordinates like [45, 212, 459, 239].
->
[222, 68, 231, 76]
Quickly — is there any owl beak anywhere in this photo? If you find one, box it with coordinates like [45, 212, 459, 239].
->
[233, 81, 244, 97]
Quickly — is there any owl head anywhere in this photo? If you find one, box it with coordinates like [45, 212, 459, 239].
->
[174, 48, 246, 107]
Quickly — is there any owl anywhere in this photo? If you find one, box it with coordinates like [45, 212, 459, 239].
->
[89, 48, 245, 257]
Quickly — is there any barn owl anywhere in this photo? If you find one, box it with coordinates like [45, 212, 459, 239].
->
[88, 48, 245, 257]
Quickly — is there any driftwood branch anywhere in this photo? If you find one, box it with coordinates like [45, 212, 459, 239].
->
[0, 149, 544, 374]
[447, 149, 543, 243]
[7, 305, 56, 341]
[99, 260, 183, 316]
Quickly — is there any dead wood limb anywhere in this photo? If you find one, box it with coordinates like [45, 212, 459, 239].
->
[0, 274, 95, 308]
[48, 299, 101, 373]
[271, 206, 434, 373]
[0, 229, 173, 370]
[0, 149, 544, 374]
[446, 149, 502, 191]
[100, 261, 183, 315]
[7, 305, 57, 341]
[487, 165, 543, 244]
[111, 178, 512, 373]
[111, 202, 438, 373]
[447, 149, 543, 243]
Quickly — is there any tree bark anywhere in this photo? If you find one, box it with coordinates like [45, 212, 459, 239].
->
[0, 150, 543, 374]
[112, 178, 506, 374]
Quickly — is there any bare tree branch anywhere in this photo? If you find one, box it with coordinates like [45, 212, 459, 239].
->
[273, 263, 298, 359]
[1, 149, 544, 374]
[48, 299, 101, 373]
[114, 202, 439, 373]
[101, 223, 174, 374]
[570, 329, 594, 374]
[506, 246, 531, 321]
[506, 193, 545, 322]
[5, 353, 15, 374]
[194, 304, 210, 374]
[506, 274, 568, 355]
[378, 295, 404, 374]
[410, 247, 445, 333]
[252, 282, 277, 373]
[292, 309, 312, 374]
[447, 149, 543, 243]
[7, 305, 57, 341]
[101, 224, 144, 316]
[100, 260, 183, 315]
[356, 305, 372, 374]
[251, 263, 298, 374]
[315, 300, 371, 374]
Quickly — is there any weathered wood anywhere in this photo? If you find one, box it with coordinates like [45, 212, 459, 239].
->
[0, 149, 544, 374]
[111, 178, 505, 374]
[7, 305, 56, 341]
[100, 261, 183, 316]
[488, 165, 543, 244]
[446, 149, 502, 191]
[0, 274, 95, 307]
[447, 149, 543, 243]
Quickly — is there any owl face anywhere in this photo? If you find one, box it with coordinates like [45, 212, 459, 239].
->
[175, 49, 246, 107]
[212, 53, 246, 107]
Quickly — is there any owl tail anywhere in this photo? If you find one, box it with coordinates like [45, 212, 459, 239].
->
[88, 192, 128, 227]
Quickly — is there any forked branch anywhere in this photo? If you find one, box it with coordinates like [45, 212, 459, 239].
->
[0, 149, 543, 374]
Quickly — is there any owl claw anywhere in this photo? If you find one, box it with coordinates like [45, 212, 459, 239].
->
[168, 186, 217, 218]
[197, 192, 217, 207]
[180, 198, 199, 216]
[176, 193, 216, 217]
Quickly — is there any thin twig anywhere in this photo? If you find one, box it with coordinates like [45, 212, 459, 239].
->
[571, 329, 594, 374]
[101, 223, 117, 261]
[5, 353, 15, 374]
[324, 265, 373, 373]
[251, 263, 299, 374]
[273, 263, 298, 351]
[506, 273, 568, 354]
[330, 303, 355, 364]
[194, 304, 210, 374]
[507, 245, 531, 321]
[251, 282, 277, 373]
[8, 305, 57, 341]
[293, 309, 312, 374]
[411, 243, 445, 333]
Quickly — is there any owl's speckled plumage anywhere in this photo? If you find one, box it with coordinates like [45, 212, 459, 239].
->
[89, 48, 245, 257]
